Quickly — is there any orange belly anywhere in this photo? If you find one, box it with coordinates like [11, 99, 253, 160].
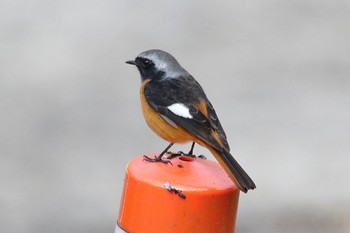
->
[140, 80, 195, 144]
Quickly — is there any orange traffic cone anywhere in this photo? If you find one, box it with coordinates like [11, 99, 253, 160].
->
[116, 154, 240, 233]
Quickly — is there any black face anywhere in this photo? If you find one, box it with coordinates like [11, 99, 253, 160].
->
[134, 57, 156, 80]
[136, 57, 153, 69]
[127, 57, 164, 81]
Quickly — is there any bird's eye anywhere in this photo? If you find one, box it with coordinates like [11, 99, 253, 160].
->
[141, 59, 152, 68]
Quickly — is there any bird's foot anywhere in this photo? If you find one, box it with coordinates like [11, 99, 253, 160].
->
[166, 151, 196, 160]
[143, 155, 172, 165]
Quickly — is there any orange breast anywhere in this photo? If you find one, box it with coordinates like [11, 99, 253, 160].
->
[140, 80, 195, 144]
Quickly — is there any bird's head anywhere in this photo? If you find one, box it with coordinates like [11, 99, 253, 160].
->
[126, 49, 188, 81]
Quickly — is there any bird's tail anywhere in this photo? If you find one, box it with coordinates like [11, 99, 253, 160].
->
[209, 147, 256, 193]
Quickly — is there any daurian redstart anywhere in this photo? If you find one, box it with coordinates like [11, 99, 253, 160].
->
[126, 49, 256, 193]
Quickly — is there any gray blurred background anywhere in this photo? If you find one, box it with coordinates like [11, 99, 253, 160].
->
[1, 0, 349, 232]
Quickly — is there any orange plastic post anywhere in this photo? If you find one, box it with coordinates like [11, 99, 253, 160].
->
[117, 154, 240, 233]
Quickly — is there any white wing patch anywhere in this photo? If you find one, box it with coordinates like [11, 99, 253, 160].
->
[167, 103, 193, 119]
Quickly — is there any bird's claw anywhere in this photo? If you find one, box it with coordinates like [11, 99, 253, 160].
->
[166, 150, 196, 159]
[143, 155, 173, 165]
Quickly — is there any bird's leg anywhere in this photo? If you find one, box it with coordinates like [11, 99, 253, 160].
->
[143, 143, 174, 164]
[186, 142, 206, 159]
[167, 142, 196, 159]
[187, 142, 195, 156]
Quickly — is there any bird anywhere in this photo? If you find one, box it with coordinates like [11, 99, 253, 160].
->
[126, 49, 256, 193]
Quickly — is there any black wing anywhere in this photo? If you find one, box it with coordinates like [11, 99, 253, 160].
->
[144, 77, 230, 152]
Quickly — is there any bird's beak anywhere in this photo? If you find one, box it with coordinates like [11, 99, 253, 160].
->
[125, 60, 136, 65]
